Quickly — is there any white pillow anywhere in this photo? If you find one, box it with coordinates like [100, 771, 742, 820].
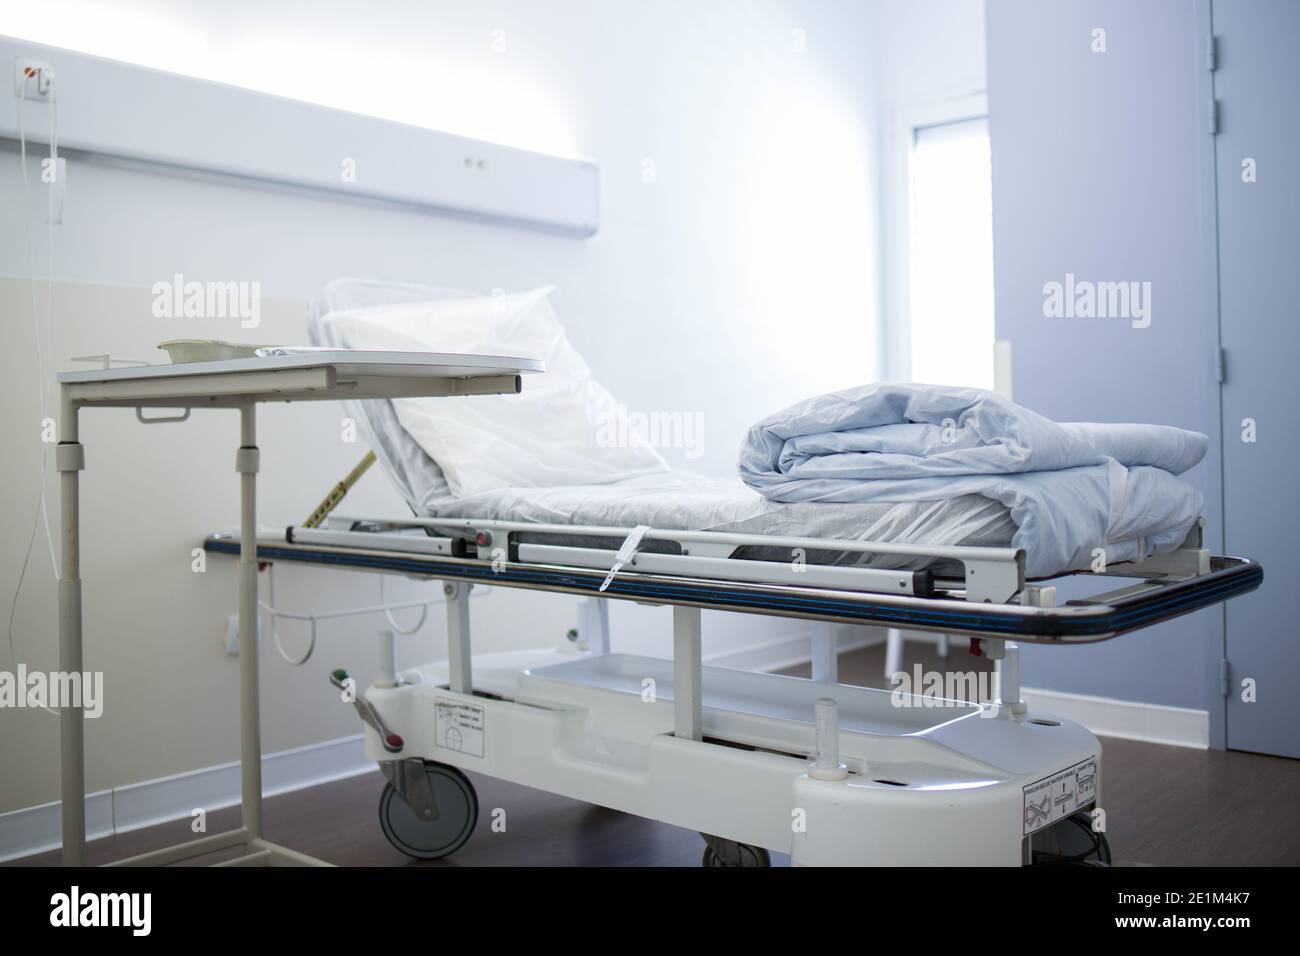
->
[320, 287, 669, 498]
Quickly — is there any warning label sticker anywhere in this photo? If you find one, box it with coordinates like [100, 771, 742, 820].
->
[1022, 756, 1097, 835]
[435, 698, 485, 758]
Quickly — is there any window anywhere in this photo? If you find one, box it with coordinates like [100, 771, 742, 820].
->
[906, 115, 995, 390]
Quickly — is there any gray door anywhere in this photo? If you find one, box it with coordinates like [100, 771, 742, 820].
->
[986, 0, 1225, 713]
[1214, 0, 1300, 757]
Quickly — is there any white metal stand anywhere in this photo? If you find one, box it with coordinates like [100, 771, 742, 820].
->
[884, 627, 904, 680]
[54, 350, 536, 866]
[672, 605, 702, 741]
[236, 404, 263, 844]
[56, 392, 85, 865]
[984, 639, 1027, 718]
[883, 629, 950, 679]
[810, 621, 838, 683]
[578, 597, 611, 655]
[444, 582, 473, 694]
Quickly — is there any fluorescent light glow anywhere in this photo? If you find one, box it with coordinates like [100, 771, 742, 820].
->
[0, 0, 578, 157]
[220, 33, 579, 158]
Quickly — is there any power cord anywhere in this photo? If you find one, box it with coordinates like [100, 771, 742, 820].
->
[1032, 810, 1112, 866]
[6, 65, 63, 716]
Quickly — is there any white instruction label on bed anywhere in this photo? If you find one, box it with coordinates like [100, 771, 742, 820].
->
[435, 699, 485, 758]
[1022, 756, 1097, 835]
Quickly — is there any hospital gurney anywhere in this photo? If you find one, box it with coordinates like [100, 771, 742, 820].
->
[188, 279, 1257, 866]
[205, 505, 1260, 866]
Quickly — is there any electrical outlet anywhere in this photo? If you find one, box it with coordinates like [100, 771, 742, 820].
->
[47, 156, 66, 225]
[13, 56, 54, 102]
[225, 613, 260, 656]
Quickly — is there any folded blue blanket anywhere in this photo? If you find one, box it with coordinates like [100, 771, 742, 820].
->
[738, 384, 1207, 577]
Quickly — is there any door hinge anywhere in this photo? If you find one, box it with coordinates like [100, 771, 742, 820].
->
[1206, 35, 1217, 71]
[1220, 658, 1229, 697]
[1215, 348, 1226, 384]
[1208, 98, 1219, 135]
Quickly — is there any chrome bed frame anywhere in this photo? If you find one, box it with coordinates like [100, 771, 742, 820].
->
[205, 513, 1261, 644]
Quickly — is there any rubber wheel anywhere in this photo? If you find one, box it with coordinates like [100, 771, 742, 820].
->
[701, 837, 771, 867]
[378, 762, 478, 860]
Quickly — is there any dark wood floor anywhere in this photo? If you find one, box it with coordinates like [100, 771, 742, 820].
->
[11, 642, 1300, 867]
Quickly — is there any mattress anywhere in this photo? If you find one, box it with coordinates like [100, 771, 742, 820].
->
[420, 473, 1017, 573]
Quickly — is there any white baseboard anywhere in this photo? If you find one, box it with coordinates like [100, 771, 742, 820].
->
[0, 734, 374, 863]
[1021, 686, 1209, 750]
[0, 790, 116, 865]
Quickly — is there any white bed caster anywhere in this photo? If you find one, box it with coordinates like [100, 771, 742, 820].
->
[700, 834, 772, 867]
[378, 759, 479, 860]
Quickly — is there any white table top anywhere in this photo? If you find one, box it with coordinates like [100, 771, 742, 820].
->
[58, 350, 544, 406]
[57, 349, 542, 383]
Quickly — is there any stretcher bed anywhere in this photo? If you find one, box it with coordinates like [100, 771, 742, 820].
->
[197, 283, 1260, 866]
[204, 500, 1258, 866]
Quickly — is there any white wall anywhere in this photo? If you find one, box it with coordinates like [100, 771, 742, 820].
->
[0, 0, 883, 813]
[876, 0, 987, 107]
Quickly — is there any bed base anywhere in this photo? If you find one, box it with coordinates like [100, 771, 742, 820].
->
[201, 513, 1257, 866]
[359, 648, 1100, 865]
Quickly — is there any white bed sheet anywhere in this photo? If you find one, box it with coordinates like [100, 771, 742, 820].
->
[421, 473, 1016, 571]
[308, 279, 1017, 571]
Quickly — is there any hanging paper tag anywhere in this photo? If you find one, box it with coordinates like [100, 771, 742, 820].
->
[599, 525, 652, 592]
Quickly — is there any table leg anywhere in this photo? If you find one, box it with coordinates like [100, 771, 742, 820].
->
[57, 392, 85, 866]
[236, 404, 263, 840]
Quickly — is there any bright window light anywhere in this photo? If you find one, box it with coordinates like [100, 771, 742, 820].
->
[907, 116, 995, 390]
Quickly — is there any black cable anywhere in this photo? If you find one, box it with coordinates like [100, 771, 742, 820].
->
[1065, 810, 1112, 864]
[1033, 811, 1110, 866]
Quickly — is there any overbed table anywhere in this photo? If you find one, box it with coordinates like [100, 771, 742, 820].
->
[55, 351, 540, 866]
